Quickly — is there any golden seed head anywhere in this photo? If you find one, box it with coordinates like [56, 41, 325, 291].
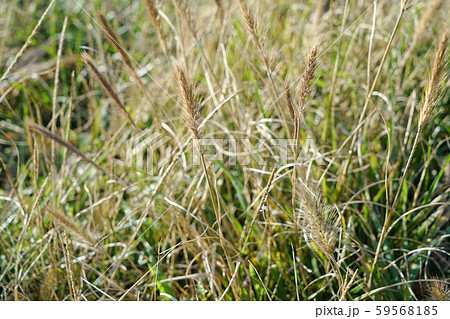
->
[296, 182, 340, 255]
[297, 43, 319, 121]
[176, 67, 201, 140]
[419, 32, 449, 129]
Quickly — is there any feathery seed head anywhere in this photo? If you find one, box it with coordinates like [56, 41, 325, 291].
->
[297, 43, 319, 120]
[419, 32, 449, 129]
[46, 208, 96, 247]
[413, 0, 444, 44]
[176, 67, 201, 140]
[144, 0, 159, 25]
[236, 0, 259, 45]
[296, 182, 340, 256]
[97, 11, 133, 69]
[426, 278, 450, 301]
[81, 52, 136, 128]
[144, 0, 167, 54]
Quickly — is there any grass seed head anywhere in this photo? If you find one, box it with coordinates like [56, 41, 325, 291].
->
[413, 0, 444, 44]
[144, 0, 167, 54]
[419, 32, 449, 129]
[426, 278, 450, 301]
[81, 52, 136, 128]
[97, 11, 133, 69]
[46, 208, 96, 247]
[236, 0, 259, 45]
[297, 43, 319, 121]
[296, 182, 340, 256]
[176, 67, 201, 140]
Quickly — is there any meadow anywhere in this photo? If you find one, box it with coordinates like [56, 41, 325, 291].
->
[0, 0, 449, 301]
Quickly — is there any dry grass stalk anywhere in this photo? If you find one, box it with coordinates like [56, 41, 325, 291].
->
[175, 68, 230, 267]
[419, 32, 449, 130]
[173, 0, 197, 36]
[144, 0, 168, 54]
[283, 80, 296, 121]
[241, 168, 277, 248]
[32, 138, 40, 193]
[46, 208, 96, 246]
[297, 43, 319, 121]
[369, 33, 449, 288]
[63, 232, 78, 300]
[0, 0, 55, 83]
[340, 1, 409, 189]
[81, 52, 136, 128]
[176, 67, 201, 140]
[0, 157, 23, 209]
[26, 120, 106, 174]
[313, 0, 325, 19]
[51, 17, 68, 166]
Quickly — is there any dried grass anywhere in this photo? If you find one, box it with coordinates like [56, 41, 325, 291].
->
[413, 0, 445, 44]
[144, 0, 168, 54]
[176, 66, 201, 140]
[46, 208, 96, 247]
[283, 80, 296, 121]
[419, 32, 449, 129]
[296, 182, 340, 256]
[426, 278, 450, 301]
[236, 0, 260, 48]
[297, 43, 319, 121]
[97, 12, 133, 69]
[81, 51, 136, 128]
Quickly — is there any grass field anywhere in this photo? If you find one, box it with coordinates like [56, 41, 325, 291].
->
[0, 0, 449, 301]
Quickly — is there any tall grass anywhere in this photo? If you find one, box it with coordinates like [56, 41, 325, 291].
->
[0, 0, 449, 301]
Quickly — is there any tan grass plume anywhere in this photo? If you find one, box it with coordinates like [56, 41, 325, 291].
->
[236, 0, 260, 47]
[97, 11, 154, 105]
[63, 232, 78, 300]
[144, 0, 168, 54]
[46, 207, 96, 247]
[81, 52, 136, 128]
[413, 0, 444, 44]
[176, 67, 201, 140]
[97, 12, 133, 69]
[297, 43, 319, 121]
[419, 32, 449, 130]
[296, 182, 340, 256]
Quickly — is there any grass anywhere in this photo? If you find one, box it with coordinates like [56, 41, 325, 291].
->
[0, 0, 449, 301]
